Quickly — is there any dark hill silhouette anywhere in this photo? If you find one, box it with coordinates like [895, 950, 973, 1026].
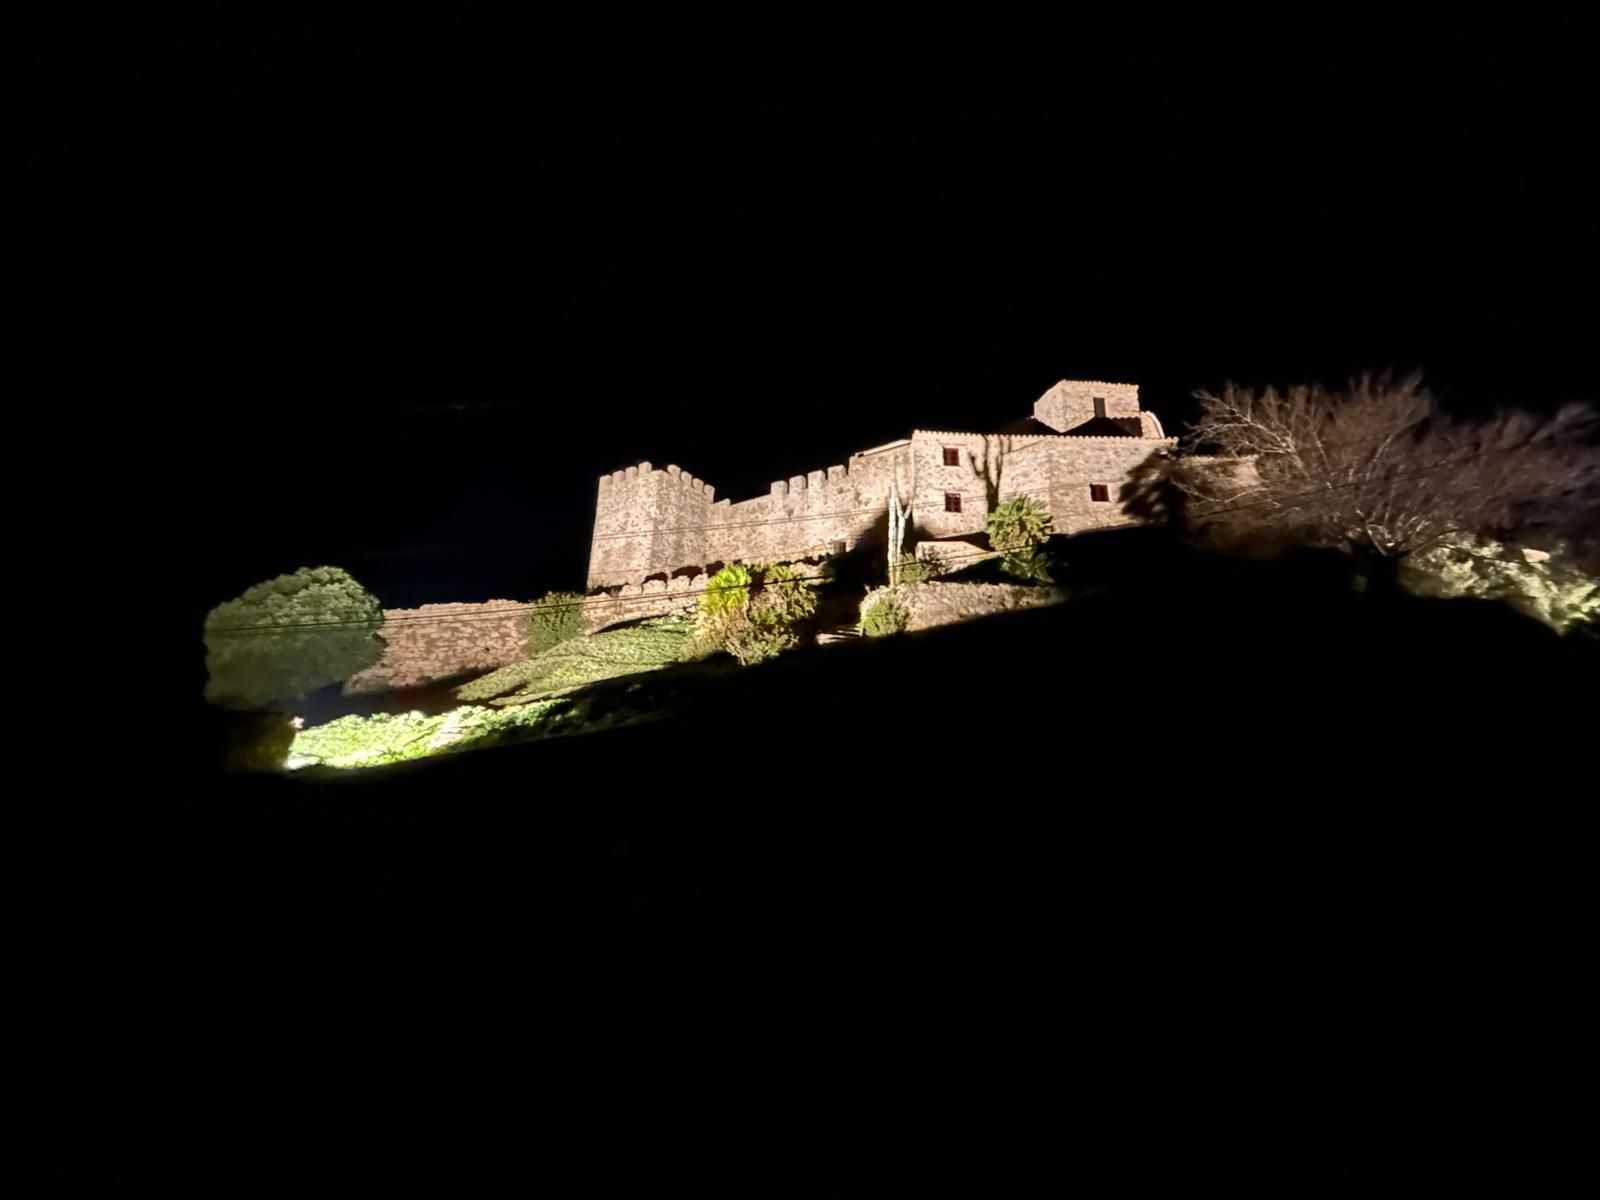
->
[25, 540, 1597, 1196]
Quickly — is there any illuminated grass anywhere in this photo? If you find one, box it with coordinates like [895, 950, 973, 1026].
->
[456, 619, 693, 705]
[287, 699, 570, 770]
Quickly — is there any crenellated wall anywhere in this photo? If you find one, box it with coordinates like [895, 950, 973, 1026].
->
[589, 442, 915, 588]
[589, 462, 716, 587]
[704, 441, 913, 567]
[587, 381, 1174, 587]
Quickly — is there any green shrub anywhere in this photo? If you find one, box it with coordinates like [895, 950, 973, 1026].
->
[693, 562, 817, 665]
[525, 590, 589, 655]
[756, 562, 820, 625]
[859, 587, 909, 637]
[896, 549, 950, 585]
[699, 607, 798, 664]
[1001, 545, 1055, 584]
[1402, 535, 1599, 634]
[699, 564, 753, 617]
[204, 566, 385, 710]
[987, 496, 1054, 553]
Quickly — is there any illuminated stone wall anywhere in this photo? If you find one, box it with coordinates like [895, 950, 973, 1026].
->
[898, 581, 1067, 632]
[589, 444, 916, 588]
[345, 600, 530, 695]
[345, 582, 711, 696]
[1033, 378, 1142, 431]
[587, 381, 1175, 588]
[589, 463, 716, 588]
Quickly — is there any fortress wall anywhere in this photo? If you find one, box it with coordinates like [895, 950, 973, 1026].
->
[344, 600, 528, 695]
[586, 573, 706, 630]
[588, 462, 715, 586]
[1034, 438, 1177, 533]
[909, 431, 1007, 540]
[705, 443, 913, 565]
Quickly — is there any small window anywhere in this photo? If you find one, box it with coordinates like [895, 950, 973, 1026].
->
[1089, 484, 1110, 503]
[830, 539, 847, 556]
[942, 446, 961, 467]
[1092, 396, 1106, 419]
[945, 493, 962, 513]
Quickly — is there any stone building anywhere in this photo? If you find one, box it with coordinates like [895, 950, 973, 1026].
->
[587, 379, 1173, 588]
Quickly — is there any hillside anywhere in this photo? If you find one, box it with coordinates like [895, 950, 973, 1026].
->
[29, 539, 1599, 1195]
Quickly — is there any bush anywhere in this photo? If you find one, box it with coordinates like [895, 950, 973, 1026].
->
[1001, 545, 1054, 584]
[219, 711, 297, 772]
[859, 587, 909, 637]
[699, 564, 753, 617]
[693, 562, 817, 665]
[525, 590, 589, 655]
[204, 566, 385, 710]
[757, 562, 820, 624]
[1402, 535, 1599, 634]
[896, 548, 950, 585]
[986, 495, 1054, 554]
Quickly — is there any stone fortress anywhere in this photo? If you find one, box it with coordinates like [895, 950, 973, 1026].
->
[346, 379, 1174, 694]
[588, 379, 1174, 588]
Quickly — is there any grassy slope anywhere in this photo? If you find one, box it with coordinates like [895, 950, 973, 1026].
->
[99, 534, 1598, 1193]
[456, 618, 694, 704]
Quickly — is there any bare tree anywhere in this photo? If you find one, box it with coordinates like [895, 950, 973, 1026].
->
[1175, 372, 1600, 564]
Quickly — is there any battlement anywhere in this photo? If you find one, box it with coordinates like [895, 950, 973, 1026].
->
[598, 460, 717, 501]
[588, 379, 1168, 589]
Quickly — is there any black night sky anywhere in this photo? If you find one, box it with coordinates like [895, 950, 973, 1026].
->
[24, 4, 1600, 609]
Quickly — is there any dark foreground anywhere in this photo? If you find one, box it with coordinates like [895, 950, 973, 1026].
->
[18, 541, 1597, 1196]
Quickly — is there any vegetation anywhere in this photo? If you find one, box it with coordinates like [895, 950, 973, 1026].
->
[986, 495, 1054, 553]
[204, 566, 385, 710]
[859, 587, 909, 637]
[288, 700, 572, 770]
[524, 590, 589, 655]
[986, 496, 1055, 582]
[894, 548, 950, 585]
[699, 564, 752, 617]
[1176, 372, 1600, 564]
[693, 561, 818, 665]
[220, 712, 298, 772]
[458, 618, 694, 704]
[1402, 535, 1599, 635]
[1000, 545, 1053, 584]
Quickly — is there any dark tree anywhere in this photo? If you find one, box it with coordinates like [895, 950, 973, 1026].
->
[1175, 372, 1600, 563]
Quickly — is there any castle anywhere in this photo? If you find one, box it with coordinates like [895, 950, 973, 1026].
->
[588, 380, 1173, 588]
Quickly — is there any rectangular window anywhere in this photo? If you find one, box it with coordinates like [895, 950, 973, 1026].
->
[1092, 396, 1106, 419]
[1089, 484, 1110, 502]
[943, 446, 961, 467]
[945, 493, 962, 513]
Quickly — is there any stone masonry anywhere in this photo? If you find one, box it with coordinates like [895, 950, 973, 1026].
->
[588, 380, 1175, 587]
[345, 600, 529, 695]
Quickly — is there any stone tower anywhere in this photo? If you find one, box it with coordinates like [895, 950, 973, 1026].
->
[1032, 379, 1142, 432]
